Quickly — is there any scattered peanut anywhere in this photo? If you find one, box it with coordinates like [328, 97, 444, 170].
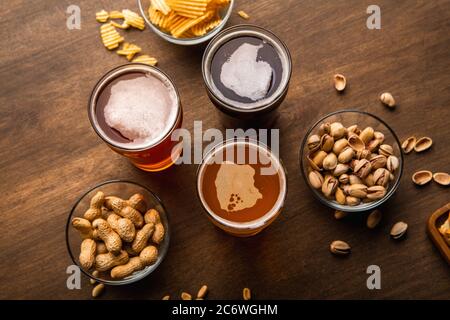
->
[162, 295, 170, 300]
[197, 285, 208, 299]
[181, 292, 192, 300]
[92, 283, 105, 298]
[90, 270, 99, 285]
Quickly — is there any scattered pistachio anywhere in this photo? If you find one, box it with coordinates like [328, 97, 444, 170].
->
[401, 136, 416, 154]
[366, 209, 382, 229]
[243, 288, 251, 300]
[197, 285, 208, 299]
[433, 172, 450, 186]
[334, 74, 346, 92]
[181, 292, 192, 300]
[162, 295, 170, 300]
[380, 92, 395, 108]
[330, 240, 351, 256]
[414, 137, 433, 153]
[412, 170, 433, 186]
[334, 210, 348, 220]
[390, 221, 408, 239]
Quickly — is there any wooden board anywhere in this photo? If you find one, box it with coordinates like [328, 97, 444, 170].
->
[427, 203, 450, 265]
[0, 0, 449, 299]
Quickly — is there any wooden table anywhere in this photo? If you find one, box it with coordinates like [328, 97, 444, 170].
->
[1, 0, 449, 300]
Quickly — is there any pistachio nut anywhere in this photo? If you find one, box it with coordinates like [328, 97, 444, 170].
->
[308, 170, 324, 189]
[346, 196, 361, 206]
[367, 139, 380, 152]
[307, 153, 321, 171]
[334, 210, 348, 220]
[359, 127, 374, 144]
[378, 144, 394, 157]
[320, 134, 334, 152]
[319, 122, 331, 136]
[349, 174, 363, 185]
[354, 159, 372, 179]
[332, 138, 348, 155]
[348, 134, 365, 152]
[390, 173, 395, 181]
[366, 186, 386, 200]
[349, 159, 358, 171]
[373, 168, 390, 187]
[369, 155, 387, 170]
[414, 137, 433, 153]
[366, 209, 382, 229]
[337, 146, 355, 164]
[386, 155, 399, 172]
[333, 74, 346, 92]
[432, 172, 450, 186]
[401, 136, 416, 154]
[322, 176, 338, 197]
[335, 187, 346, 205]
[338, 174, 350, 184]
[323, 152, 338, 170]
[412, 170, 433, 186]
[380, 92, 395, 108]
[312, 150, 327, 169]
[390, 221, 408, 239]
[374, 131, 385, 143]
[355, 149, 371, 160]
[333, 163, 349, 176]
[307, 134, 321, 151]
[365, 173, 375, 187]
[330, 122, 346, 139]
[347, 124, 360, 136]
[330, 240, 351, 256]
[347, 184, 368, 198]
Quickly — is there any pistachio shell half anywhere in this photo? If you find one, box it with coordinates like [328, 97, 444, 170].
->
[348, 134, 365, 152]
[333, 74, 346, 92]
[414, 137, 433, 153]
[432, 172, 450, 186]
[412, 170, 433, 186]
[380, 92, 395, 108]
[401, 136, 416, 154]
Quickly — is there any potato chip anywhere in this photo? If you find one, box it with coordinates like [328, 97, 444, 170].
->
[151, 0, 172, 15]
[237, 10, 249, 20]
[109, 11, 124, 19]
[132, 55, 158, 66]
[171, 11, 212, 37]
[100, 23, 124, 50]
[96, 10, 109, 23]
[110, 20, 130, 29]
[190, 17, 221, 36]
[166, 0, 208, 19]
[122, 9, 146, 30]
[117, 42, 142, 61]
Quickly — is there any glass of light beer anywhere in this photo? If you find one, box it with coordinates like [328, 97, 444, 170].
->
[196, 138, 287, 236]
[88, 64, 183, 172]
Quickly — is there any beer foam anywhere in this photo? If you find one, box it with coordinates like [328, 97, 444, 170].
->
[220, 43, 273, 101]
[214, 161, 263, 212]
[103, 74, 177, 146]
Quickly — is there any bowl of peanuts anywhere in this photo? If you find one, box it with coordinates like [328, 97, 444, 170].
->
[137, 0, 234, 45]
[66, 180, 170, 285]
[300, 110, 404, 213]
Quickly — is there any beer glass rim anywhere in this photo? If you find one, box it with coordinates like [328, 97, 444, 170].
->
[88, 63, 182, 152]
[201, 24, 292, 114]
[196, 138, 287, 231]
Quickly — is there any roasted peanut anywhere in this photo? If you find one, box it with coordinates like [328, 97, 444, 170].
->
[144, 209, 161, 225]
[128, 193, 147, 213]
[105, 197, 144, 227]
[96, 242, 108, 254]
[131, 223, 155, 253]
[152, 223, 165, 244]
[108, 213, 135, 242]
[92, 218, 122, 254]
[95, 250, 129, 272]
[84, 191, 105, 221]
[79, 239, 96, 270]
[111, 257, 143, 279]
[72, 217, 96, 239]
[139, 245, 158, 266]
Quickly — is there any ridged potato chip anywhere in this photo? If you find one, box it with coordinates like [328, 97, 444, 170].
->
[100, 23, 124, 50]
[166, 0, 208, 19]
[123, 9, 146, 30]
[132, 55, 158, 66]
[109, 11, 124, 19]
[151, 0, 172, 15]
[110, 21, 130, 29]
[237, 10, 249, 20]
[117, 42, 142, 61]
[96, 10, 109, 23]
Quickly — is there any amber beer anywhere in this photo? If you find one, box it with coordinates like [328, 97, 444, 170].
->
[88, 64, 183, 171]
[197, 139, 287, 236]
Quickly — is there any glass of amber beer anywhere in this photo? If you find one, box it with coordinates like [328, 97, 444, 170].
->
[197, 138, 287, 236]
[88, 64, 183, 172]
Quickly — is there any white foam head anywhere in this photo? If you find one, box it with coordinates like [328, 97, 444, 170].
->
[220, 43, 273, 102]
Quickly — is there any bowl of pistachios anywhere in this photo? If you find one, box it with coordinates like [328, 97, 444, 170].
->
[300, 110, 404, 212]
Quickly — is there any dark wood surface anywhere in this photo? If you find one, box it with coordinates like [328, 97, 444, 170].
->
[0, 0, 449, 300]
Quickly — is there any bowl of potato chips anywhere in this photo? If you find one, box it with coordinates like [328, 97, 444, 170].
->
[138, 0, 234, 45]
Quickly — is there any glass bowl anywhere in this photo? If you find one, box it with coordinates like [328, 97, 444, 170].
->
[66, 180, 170, 285]
[299, 110, 404, 213]
[137, 0, 234, 45]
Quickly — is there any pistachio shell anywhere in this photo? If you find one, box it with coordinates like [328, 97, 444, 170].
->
[380, 92, 395, 107]
[338, 146, 354, 164]
[354, 159, 372, 179]
[330, 122, 346, 139]
[330, 240, 351, 255]
[332, 138, 348, 155]
[373, 168, 390, 187]
[432, 172, 450, 186]
[323, 153, 338, 170]
[390, 221, 408, 239]
[320, 134, 334, 152]
[378, 144, 394, 157]
[334, 210, 348, 220]
[335, 187, 346, 205]
[307, 134, 321, 151]
[369, 155, 387, 170]
[412, 170, 433, 186]
[308, 170, 324, 189]
[348, 134, 365, 152]
[366, 186, 387, 200]
[319, 123, 331, 136]
[401, 136, 416, 154]
[414, 137, 432, 153]
[333, 164, 349, 176]
[366, 209, 382, 229]
[346, 196, 361, 206]
[359, 127, 374, 144]
[333, 74, 346, 91]
[386, 155, 399, 172]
